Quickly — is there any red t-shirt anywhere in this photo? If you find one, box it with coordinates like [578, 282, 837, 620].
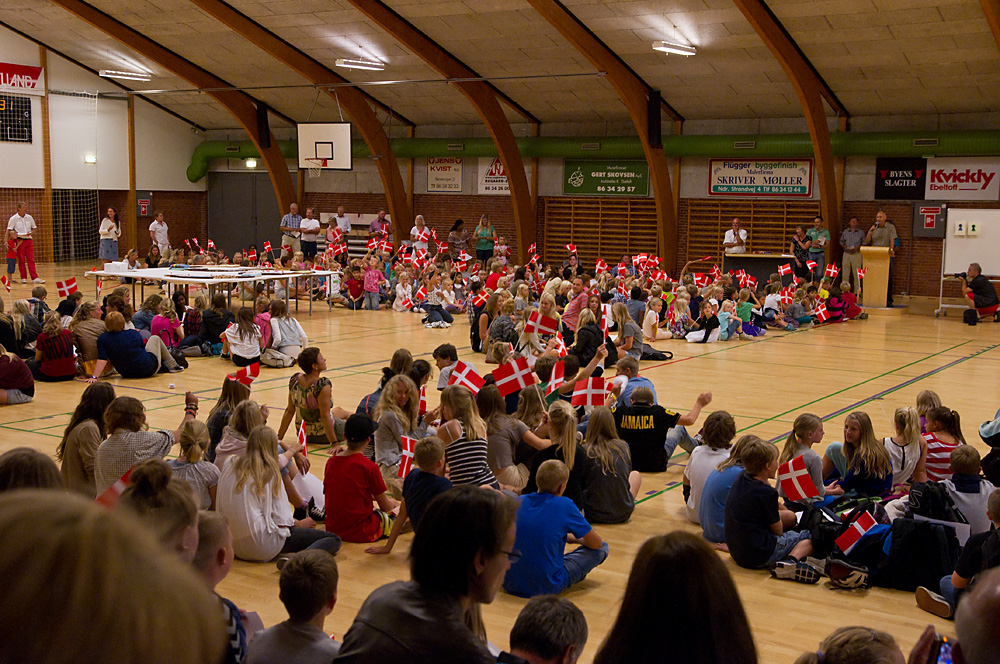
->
[323, 452, 388, 543]
[485, 272, 502, 291]
[345, 278, 365, 299]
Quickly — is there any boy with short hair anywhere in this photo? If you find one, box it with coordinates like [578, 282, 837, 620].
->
[27, 285, 50, 324]
[916, 488, 1000, 619]
[433, 343, 465, 391]
[323, 414, 398, 542]
[944, 445, 996, 536]
[609, 356, 656, 408]
[366, 436, 452, 555]
[506, 595, 589, 664]
[192, 511, 246, 664]
[245, 549, 342, 663]
[503, 460, 609, 598]
[613, 387, 711, 472]
[344, 266, 365, 310]
[724, 438, 819, 583]
[684, 411, 736, 523]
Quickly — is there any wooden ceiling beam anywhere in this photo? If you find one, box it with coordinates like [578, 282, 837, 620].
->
[188, 0, 411, 246]
[49, 0, 297, 214]
[730, 0, 841, 237]
[525, 0, 679, 267]
[344, 0, 537, 262]
[980, 0, 1000, 55]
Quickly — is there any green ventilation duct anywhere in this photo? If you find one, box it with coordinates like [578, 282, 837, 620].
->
[187, 132, 1000, 183]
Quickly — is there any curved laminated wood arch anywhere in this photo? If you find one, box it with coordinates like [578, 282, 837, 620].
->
[525, 0, 680, 268]
[343, 0, 538, 263]
[730, 0, 847, 248]
[50, 0, 298, 217]
[187, 0, 413, 248]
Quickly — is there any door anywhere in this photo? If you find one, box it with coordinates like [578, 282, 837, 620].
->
[207, 172, 291, 257]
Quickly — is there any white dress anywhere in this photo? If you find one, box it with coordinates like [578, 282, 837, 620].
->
[216, 456, 293, 561]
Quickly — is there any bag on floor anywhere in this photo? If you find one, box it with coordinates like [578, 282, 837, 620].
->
[261, 347, 295, 368]
[640, 344, 672, 361]
[906, 481, 969, 524]
[964, 309, 979, 325]
[869, 518, 961, 591]
[168, 347, 189, 369]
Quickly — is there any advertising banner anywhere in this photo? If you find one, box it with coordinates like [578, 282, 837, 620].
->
[925, 157, 1000, 201]
[875, 157, 927, 199]
[427, 157, 463, 193]
[709, 159, 813, 197]
[478, 157, 509, 195]
[563, 160, 649, 196]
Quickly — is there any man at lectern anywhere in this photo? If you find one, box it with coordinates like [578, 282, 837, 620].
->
[865, 210, 898, 307]
[962, 263, 1000, 321]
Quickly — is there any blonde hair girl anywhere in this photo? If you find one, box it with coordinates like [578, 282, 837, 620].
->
[794, 626, 904, 664]
[885, 406, 925, 485]
[825, 411, 893, 497]
[778, 413, 826, 500]
[438, 385, 498, 488]
[583, 406, 641, 520]
[515, 384, 549, 433]
[915, 390, 942, 432]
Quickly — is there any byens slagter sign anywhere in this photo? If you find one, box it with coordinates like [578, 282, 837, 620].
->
[709, 159, 813, 197]
[875, 157, 1000, 201]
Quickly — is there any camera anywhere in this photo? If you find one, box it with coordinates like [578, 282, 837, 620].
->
[950, 272, 968, 280]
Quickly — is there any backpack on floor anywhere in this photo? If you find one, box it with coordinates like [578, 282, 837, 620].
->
[869, 518, 961, 591]
[964, 309, 979, 325]
[906, 481, 969, 524]
[640, 344, 672, 362]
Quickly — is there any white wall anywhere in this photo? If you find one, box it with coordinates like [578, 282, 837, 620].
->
[0, 29, 44, 188]
[0, 24, 204, 192]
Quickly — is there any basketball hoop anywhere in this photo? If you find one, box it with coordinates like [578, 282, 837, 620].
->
[306, 158, 327, 179]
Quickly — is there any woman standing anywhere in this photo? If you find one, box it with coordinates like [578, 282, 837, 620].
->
[98, 207, 121, 266]
[474, 214, 496, 262]
[278, 347, 350, 448]
[57, 382, 116, 496]
[410, 215, 430, 252]
[789, 225, 812, 283]
[448, 218, 469, 261]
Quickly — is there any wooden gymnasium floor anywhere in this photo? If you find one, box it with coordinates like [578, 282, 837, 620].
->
[4, 261, 999, 663]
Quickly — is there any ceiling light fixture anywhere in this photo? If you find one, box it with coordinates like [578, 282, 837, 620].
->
[335, 58, 386, 71]
[244, 159, 257, 168]
[99, 69, 152, 82]
[652, 41, 697, 56]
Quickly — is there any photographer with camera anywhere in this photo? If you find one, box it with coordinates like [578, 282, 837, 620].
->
[960, 263, 999, 323]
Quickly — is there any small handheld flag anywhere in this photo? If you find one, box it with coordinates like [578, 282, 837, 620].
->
[565, 243, 577, 254]
[447, 361, 485, 394]
[228, 362, 260, 386]
[96, 467, 133, 508]
[398, 436, 416, 478]
[814, 303, 830, 322]
[525, 311, 559, 336]
[56, 279, 79, 298]
[298, 419, 308, 456]
[571, 377, 608, 407]
[491, 357, 538, 397]
[545, 361, 565, 396]
[778, 455, 820, 502]
[825, 264, 840, 279]
[835, 511, 878, 555]
[778, 263, 792, 276]
[806, 260, 818, 271]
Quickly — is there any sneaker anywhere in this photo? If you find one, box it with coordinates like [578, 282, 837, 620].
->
[442, 322, 452, 328]
[307, 497, 326, 522]
[293, 505, 306, 521]
[915, 586, 954, 618]
[770, 558, 821, 584]
[739, 333, 751, 340]
[220, 353, 230, 360]
[804, 557, 829, 576]
[826, 559, 869, 588]
[20, 279, 26, 284]
[32, 278, 44, 283]
[167, 365, 184, 373]
[424, 323, 435, 328]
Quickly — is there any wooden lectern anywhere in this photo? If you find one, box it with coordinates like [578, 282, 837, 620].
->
[860, 246, 892, 308]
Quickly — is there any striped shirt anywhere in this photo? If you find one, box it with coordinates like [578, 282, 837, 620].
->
[923, 432, 959, 482]
[446, 425, 499, 488]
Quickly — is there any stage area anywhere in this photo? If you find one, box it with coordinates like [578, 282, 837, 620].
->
[4, 261, 998, 663]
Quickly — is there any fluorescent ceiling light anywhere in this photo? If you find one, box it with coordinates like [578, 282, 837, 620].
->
[652, 41, 696, 56]
[99, 69, 152, 82]
[335, 58, 386, 71]
[84, 155, 97, 164]
[244, 159, 257, 168]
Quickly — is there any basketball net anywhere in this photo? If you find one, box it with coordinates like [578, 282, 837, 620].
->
[306, 158, 326, 179]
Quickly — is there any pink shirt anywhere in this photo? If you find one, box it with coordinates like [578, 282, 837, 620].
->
[562, 291, 589, 330]
[255, 312, 272, 347]
[150, 315, 182, 347]
[363, 265, 385, 293]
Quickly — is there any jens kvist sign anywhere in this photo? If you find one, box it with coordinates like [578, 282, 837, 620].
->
[709, 159, 813, 197]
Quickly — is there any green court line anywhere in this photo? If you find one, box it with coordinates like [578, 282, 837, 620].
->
[734, 340, 972, 435]
[635, 482, 682, 505]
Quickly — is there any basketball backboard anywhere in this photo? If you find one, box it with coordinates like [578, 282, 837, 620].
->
[297, 122, 352, 171]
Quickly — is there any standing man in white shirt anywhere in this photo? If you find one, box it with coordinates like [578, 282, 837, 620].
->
[279, 203, 303, 258]
[333, 205, 351, 237]
[723, 217, 748, 254]
[299, 207, 321, 260]
[148, 211, 170, 258]
[7, 202, 43, 283]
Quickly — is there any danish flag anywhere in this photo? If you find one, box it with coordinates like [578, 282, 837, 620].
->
[183, 239, 191, 248]
[525, 311, 559, 336]
[430, 228, 437, 240]
[825, 264, 840, 279]
[96, 467, 133, 508]
[380, 239, 394, 254]
[400, 297, 413, 309]
[835, 511, 878, 555]
[647, 255, 661, 269]
[780, 291, 793, 306]
[527, 254, 540, 266]
[247, 248, 257, 262]
[330, 242, 347, 256]
[565, 243, 577, 254]
[651, 270, 669, 281]
[710, 264, 722, 280]
[414, 249, 429, 264]
[492, 357, 538, 397]
[447, 361, 484, 394]
[632, 254, 648, 268]
[616, 263, 630, 275]
[263, 241, 272, 253]
[806, 260, 818, 271]
[329, 227, 344, 244]
[778, 455, 820, 502]
[455, 259, 468, 272]
[571, 377, 608, 407]
[398, 435, 416, 478]
[367, 237, 379, 251]
[459, 251, 473, 261]
[207, 239, 216, 250]
[697, 255, 713, 262]
[414, 228, 430, 243]
[814, 303, 830, 322]
[228, 362, 260, 386]
[528, 243, 536, 255]
[595, 259, 608, 275]
[1, 275, 10, 292]
[298, 419, 308, 456]
[778, 263, 792, 276]
[545, 360, 565, 396]
[435, 241, 448, 254]
[553, 332, 569, 357]
[419, 385, 427, 416]
[857, 267, 868, 280]
[414, 285, 428, 301]
[472, 291, 489, 307]
[617, 280, 628, 298]
[56, 279, 78, 298]
[599, 303, 613, 336]
[693, 273, 710, 287]
[745, 275, 757, 290]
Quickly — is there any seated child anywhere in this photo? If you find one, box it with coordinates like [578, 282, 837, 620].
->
[736, 289, 765, 337]
[777, 413, 826, 503]
[169, 420, 221, 510]
[724, 437, 819, 582]
[944, 445, 996, 535]
[245, 549, 342, 662]
[393, 271, 414, 312]
[686, 299, 720, 343]
[344, 266, 365, 310]
[192, 511, 246, 664]
[825, 285, 846, 323]
[666, 296, 691, 339]
[840, 281, 867, 319]
[614, 387, 711, 472]
[699, 435, 760, 545]
[642, 297, 672, 341]
[366, 437, 453, 555]
[717, 299, 742, 341]
[502, 459, 609, 597]
[322, 414, 398, 543]
[785, 290, 813, 328]
[684, 411, 736, 523]
[326, 260, 348, 308]
[915, 487, 1000, 619]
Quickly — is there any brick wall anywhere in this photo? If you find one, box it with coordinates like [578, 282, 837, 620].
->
[97, 190, 208, 257]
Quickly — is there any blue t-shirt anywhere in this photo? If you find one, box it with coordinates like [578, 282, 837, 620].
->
[96, 329, 157, 378]
[619, 376, 657, 408]
[699, 465, 742, 543]
[402, 468, 452, 530]
[724, 471, 779, 569]
[503, 492, 592, 597]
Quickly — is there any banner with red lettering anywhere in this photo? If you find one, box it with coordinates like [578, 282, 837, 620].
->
[0, 62, 44, 96]
[427, 157, 463, 193]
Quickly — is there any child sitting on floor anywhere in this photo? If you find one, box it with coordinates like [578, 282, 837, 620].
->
[170, 420, 221, 510]
[245, 549, 342, 662]
[777, 413, 826, 503]
[366, 437, 453, 555]
[344, 266, 365, 311]
[684, 410, 736, 523]
[840, 282, 867, 319]
[503, 459, 609, 598]
[322, 414, 398, 543]
[943, 445, 996, 535]
[642, 297, 672, 341]
[686, 299, 720, 343]
[724, 437, 819, 583]
[667, 296, 691, 339]
[699, 435, 761, 546]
